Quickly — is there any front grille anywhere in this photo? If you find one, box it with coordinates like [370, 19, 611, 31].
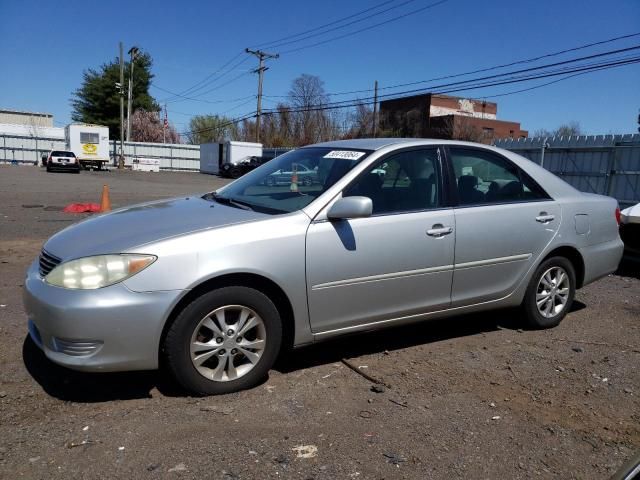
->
[39, 250, 61, 277]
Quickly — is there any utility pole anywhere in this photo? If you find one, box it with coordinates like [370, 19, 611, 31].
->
[163, 104, 168, 144]
[245, 48, 279, 143]
[126, 46, 139, 142]
[372, 80, 379, 138]
[118, 42, 125, 168]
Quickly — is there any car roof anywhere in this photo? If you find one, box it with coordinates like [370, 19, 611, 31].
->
[305, 138, 520, 151]
[307, 138, 420, 151]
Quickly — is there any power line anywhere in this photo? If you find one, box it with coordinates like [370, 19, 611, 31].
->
[152, 84, 254, 105]
[260, 0, 423, 50]
[271, 45, 640, 110]
[280, 0, 448, 54]
[267, 31, 640, 97]
[479, 65, 627, 100]
[158, 51, 245, 102]
[165, 70, 254, 105]
[253, 0, 398, 49]
[176, 56, 251, 99]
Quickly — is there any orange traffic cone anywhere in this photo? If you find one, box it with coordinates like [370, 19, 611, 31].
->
[100, 185, 111, 212]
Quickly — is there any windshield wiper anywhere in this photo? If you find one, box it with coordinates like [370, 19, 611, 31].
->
[211, 192, 254, 211]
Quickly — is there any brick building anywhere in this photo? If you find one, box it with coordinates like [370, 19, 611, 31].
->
[379, 94, 527, 143]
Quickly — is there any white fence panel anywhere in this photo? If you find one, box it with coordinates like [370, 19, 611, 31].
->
[495, 134, 640, 207]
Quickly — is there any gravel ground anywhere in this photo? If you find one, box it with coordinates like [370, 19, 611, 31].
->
[0, 165, 639, 479]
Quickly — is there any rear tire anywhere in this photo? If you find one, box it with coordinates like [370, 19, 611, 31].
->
[164, 286, 282, 395]
[522, 256, 575, 329]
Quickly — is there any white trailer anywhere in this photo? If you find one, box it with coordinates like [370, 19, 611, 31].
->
[200, 141, 262, 175]
[65, 123, 110, 170]
[132, 157, 160, 172]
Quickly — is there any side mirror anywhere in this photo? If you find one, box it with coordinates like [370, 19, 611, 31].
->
[327, 196, 372, 220]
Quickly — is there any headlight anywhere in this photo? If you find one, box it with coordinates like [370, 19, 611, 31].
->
[45, 254, 156, 289]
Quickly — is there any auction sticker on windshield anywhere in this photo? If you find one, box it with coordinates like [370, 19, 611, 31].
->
[323, 150, 366, 160]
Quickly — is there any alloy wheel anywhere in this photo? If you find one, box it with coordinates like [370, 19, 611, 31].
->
[535, 266, 570, 319]
[190, 305, 266, 382]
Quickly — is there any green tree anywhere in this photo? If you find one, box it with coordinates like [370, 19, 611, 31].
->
[187, 115, 238, 144]
[71, 51, 158, 140]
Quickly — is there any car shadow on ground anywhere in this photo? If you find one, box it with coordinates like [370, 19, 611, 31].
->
[275, 302, 585, 374]
[23, 302, 586, 402]
[22, 336, 186, 402]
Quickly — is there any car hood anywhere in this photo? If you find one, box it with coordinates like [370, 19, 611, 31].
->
[43, 196, 268, 260]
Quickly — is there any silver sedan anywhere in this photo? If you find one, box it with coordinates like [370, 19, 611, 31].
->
[24, 139, 624, 395]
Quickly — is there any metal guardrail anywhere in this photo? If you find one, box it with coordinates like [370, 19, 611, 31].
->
[495, 134, 640, 207]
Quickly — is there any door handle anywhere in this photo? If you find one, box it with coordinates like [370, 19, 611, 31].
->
[536, 212, 555, 223]
[427, 224, 453, 237]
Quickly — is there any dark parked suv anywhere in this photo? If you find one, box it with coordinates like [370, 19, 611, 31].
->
[220, 156, 273, 179]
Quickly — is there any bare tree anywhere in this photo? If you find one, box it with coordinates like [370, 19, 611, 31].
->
[533, 121, 582, 138]
[343, 102, 373, 138]
[554, 121, 582, 137]
[452, 117, 486, 143]
[288, 74, 338, 145]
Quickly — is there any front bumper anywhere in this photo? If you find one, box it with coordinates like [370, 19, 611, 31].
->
[23, 259, 184, 372]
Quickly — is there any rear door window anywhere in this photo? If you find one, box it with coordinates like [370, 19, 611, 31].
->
[449, 148, 549, 206]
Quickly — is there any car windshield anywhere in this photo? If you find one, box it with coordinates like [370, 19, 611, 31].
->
[208, 147, 371, 214]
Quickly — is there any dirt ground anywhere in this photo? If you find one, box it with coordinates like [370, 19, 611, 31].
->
[0, 165, 638, 479]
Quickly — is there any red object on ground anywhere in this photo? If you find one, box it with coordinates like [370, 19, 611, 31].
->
[63, 203, 102, 213]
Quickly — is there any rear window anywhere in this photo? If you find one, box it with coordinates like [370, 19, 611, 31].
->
[51, 151, 76, 158]
[80, 132, 99, 144]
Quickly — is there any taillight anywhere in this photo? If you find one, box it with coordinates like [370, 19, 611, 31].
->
[615, 207, 621, 225]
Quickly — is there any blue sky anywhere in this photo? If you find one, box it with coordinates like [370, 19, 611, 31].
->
[1, 0, 639, 136]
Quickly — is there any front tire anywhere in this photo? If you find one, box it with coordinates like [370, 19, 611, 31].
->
[164, 287, 282, 395]
[522, 256, 575, 329]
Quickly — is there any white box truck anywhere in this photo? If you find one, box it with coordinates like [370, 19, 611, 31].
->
[200, 141, 262, 175]
[65, 123, 110, 170]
